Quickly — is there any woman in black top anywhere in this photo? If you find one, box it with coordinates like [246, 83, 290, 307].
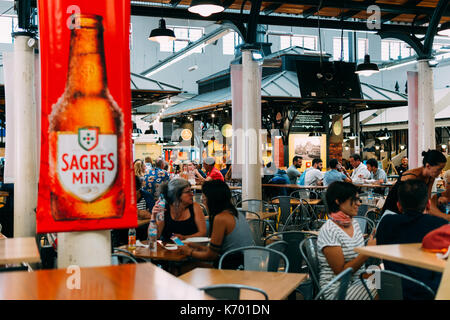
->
[151, 178, 206, 241]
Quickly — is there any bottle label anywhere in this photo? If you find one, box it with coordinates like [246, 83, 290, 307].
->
[57, 127, 118, 202]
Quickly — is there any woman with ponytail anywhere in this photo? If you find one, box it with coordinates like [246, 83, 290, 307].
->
[317, 181, 377, 300]
[381, 149, 448, 221]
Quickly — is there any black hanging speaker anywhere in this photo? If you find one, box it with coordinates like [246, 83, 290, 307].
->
[295, 60, 363, 99]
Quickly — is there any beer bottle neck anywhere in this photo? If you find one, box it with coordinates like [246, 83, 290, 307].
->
[66, 27, 107, 96]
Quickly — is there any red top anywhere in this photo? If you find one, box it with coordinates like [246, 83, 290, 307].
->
[207, 167, 224, 181]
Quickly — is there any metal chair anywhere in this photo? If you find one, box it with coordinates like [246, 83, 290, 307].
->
[238, 208, 261, 220]
[199, 284, 269, 300]
[270, 196, 302, 231]
[247, 218, 275, 246]
[111, 253, 138, 265]
[264, 231, 306, 273]
[299, 236, 320, 296]
[353, 216, 375, 238]
[112, 248, 141, 264]
[237, 199, 276, 213]
[218, 246, 289, 273]
[314, 267, 353, 300]
[359, 269, 436, 300]
[266, 240, 288, 255]
[290, 189, 319, 200]
[282, 199, 319, 231]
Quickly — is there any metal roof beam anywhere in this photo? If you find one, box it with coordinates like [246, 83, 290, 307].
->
[131, 5, 430, 34]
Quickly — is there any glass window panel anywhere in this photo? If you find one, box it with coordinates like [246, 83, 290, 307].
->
[401, 43, 412, 58]
[189, 28, 203, 41]
[174, 27, 188, 40]
[291, 36, 302, 47]
[0, 17, 14, 43]
[280, 35, 291, 50]
[333, 37, 348, 61]
[223, 31, 235, 55]
[358, 39, 367, 61]
[174, 40, 188, 52]
[390, 42, 401, 60]
[381, 41, 389, 61]
[303, 36, 316, 50]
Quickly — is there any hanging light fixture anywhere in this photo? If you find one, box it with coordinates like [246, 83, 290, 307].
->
[348, 130, 358, 140]
[188, 0, 224, 17]
[376, 128, 391, 141]
[149, 18, 176, 43]
[132, 122, 142, 138]
[355, 54, 379, 76]
[144, 125, 157, 135]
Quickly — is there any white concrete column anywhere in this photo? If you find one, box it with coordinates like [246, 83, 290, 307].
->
[241, 50, 262, 201]
[13, 33, 38, 238]
[57, 231, 111, 268]
[407, 71, 419, 168]
[417, 60, 436, 157]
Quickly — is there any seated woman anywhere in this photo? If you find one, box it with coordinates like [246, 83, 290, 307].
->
[179, 180, 254, 268]
[151, 178, 206, 241]
[317, 181, 377, 300]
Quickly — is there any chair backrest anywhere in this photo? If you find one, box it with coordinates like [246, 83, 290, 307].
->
[299, 236, 320, 294]
[282, 200, 317, 231]
[320, 191, 329, 216]
[199, 284, 269, 300]
[266, 240, 288, 255]
[314, 267, 353, 300]
[247, 219, 275, 246]
[111, 253, 138, 265]
[290, 189, 310, 199]
[359, 270, 436, 300]
[271, 196, 299, 229]
[238, 209, 261, 220]
[265, 231, 306, 273]
[218, 246, 289, 273]
[237, 199, 274, 213]
[353, 216, 375, 236]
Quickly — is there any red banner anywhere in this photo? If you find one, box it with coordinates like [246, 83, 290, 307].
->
[37, 0, 137, 233]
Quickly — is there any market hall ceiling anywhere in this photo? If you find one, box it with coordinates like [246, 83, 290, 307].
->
[130, 0, 450, 34]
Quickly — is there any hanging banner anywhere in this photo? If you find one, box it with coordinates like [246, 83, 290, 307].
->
[37, 0, 136, 233]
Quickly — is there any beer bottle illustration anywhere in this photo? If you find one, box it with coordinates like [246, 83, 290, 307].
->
[49, 14, 125, 220]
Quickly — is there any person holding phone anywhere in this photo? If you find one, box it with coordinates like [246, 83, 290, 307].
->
[151, 178, 206, 241]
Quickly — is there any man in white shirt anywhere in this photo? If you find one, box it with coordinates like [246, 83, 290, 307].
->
[304, 158, 324, 186]
[349, 154, 371, 184]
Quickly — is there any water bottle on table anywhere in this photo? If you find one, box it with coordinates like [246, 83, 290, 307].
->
[148, 219, 157, 253]
[157, 195, 166, 222]
[128, 228, 136, 250]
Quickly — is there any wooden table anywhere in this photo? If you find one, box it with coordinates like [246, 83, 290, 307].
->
[192, 185, 241, 191]
[0, 237, 41, 265]
[0, 263, 211, 300]
[119, 241, 187, 262]
[179, 268, 307, 300]
[270, 198, 321, 206]
[245, 211, 278, 220]
[263, 184, 327, 189]
[354, 243, 446, 273]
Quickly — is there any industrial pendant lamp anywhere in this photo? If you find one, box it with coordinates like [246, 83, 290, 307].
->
[132, 122, 142, 139]
[188, 0, 224, 17]
[355, 54, 379, 76]
[149, 18, 176, 43]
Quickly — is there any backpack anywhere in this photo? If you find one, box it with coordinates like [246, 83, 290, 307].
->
[297, 168, 310, 186]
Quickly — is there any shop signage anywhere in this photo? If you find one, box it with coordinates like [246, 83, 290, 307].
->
[36, 0, 136, 233]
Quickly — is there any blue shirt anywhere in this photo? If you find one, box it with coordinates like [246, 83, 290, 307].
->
[323, 169, 347, 187]
[143, 168, 170, 210]
[371, 168, 387, 183]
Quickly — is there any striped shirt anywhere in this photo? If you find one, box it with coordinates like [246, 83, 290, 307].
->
[317, 219, 373, 300]
[137, 197, 147, 210]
